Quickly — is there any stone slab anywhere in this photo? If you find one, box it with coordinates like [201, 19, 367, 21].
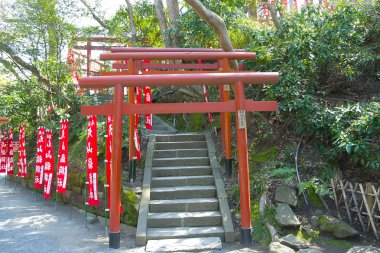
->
[275, 203, 301, 227]
[280, 234, 308, 250]
[269, 242, 295, 253]
[275, 186, 298, 207]
[145, 237, 222, 252]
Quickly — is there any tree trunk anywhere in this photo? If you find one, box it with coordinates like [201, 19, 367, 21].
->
[125, 0, 137, 43]
[247, 1, 258, 19]
[154, 0, 171, 47]
[166, 0, 181, 47]
[267, 2, 282, 32]
[185, 0, 238, 70]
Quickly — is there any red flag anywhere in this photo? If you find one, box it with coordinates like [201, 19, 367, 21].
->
[143, 59, 153, 130]
[0, 130, 6, 173]
[57, 120, 69, 193]
[198, 59, 213, 123]
[106, 115, 112, 208]
[43, 130, 54, 199]
[86, 116, 99, 206]
[18, 124, 27, 178]
[105, 116, 123, 213]
[134, 87, 141, 159]
[34, 127, 45, 188]
[7, 128, 14, 174]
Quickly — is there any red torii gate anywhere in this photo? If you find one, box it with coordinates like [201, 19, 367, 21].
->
[100, 47, 251, 179]
[78, 50, 279, 248]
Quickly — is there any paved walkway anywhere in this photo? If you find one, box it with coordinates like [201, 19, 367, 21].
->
[0, 176, 264, 253]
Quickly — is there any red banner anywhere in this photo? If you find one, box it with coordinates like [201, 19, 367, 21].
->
[0, 130, 6, 173]
[106, 115, 112, 208]
[43, 130, 54, 199]
[18, 124, 27, 178]
[34, 127, 45, 188]
[57, 120, 69, 193]
[134, 87, 141, 159]
[7, 128, 14, 174]
[143, 59, 153, 130]
[198, 59, 213, 123]
[86, 115, 99, 206]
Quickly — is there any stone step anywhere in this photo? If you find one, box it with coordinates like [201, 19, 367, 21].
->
[146, 227, 225, 241]
[145, 237, 222, 252]
[154, 149, 208, 158]
[151, 175, 214, 187]
[150, 185, 216, 200]
[149, 198, 219, 212]
[152, 157, 210, 167]
[147, 211, 222, 228]
[155, 141, 207, 150]
[152, 166, 212, 177]
[155, 134, 205, 142]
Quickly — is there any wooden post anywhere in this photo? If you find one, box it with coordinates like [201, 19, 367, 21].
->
[339, 180, 352, 223]
[349, 183, 366, 232]
[109, 83, 124, 249]
[359, 184, 379, 239]
[127, 59, 136, 181]
[222, 58, 232, 177]
[234, 80, 252, 245]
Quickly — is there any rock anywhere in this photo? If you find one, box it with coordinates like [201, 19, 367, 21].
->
[86, 213, 99, 224]
[269, 242, 295, 253]
[346, 246, 380, 253]
[310, 216, 319, 227]
[275, 203, 301, 227]
[279, 234, 308, 250]
[275, 186, 298, 207]
[299, 249, 323, 253]
[317, 215, 358, 239]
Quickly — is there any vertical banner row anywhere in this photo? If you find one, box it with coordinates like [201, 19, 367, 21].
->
[0, 130, 7, 173]
[18, 124, 27, 178]
[43, 130, 54, 199]
[34, 127, 45, 188]
[57, 120, 69, 193]
[106, 115, 112, 208]
[86, 115, 99, 206]
[7, 128, 14, 174]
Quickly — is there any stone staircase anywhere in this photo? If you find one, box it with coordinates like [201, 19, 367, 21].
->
[136, 132, 234, 249]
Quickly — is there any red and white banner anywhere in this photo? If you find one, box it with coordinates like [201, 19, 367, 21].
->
[7, 128, 14, 174]
[86, 115, 99, 206]
[134, 87, 141, 159]
[43, 130, 54, 199]
[143, 59, 153, 130]
[105, 115, 112, 208]
[34, 127, 45, 188]
[198, 59, 213, 123]
[0, 130, 6, 173]
[18, 124, 27, 178]
[144, 86, 153, 130]
[57, 120, 69, 194]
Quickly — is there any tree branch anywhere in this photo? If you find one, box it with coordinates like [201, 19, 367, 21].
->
[154, 0, 171, 47]
[185, 0, 238, 70]
[0, 42, 53, 89]
[80, 0, 111, 30]
[125, 0, 137, 43]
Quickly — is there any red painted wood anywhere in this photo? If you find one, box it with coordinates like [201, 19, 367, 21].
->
[110, 47, 246, 52]
[100, 52, 256, 61]
[79, 72, 279, 88]
[80, 100, 277, 116]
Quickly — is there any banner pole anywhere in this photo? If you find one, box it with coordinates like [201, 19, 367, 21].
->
[55, 190, 58, 212]
[105, 183, 109, 237]
[85, 180, 88, 229]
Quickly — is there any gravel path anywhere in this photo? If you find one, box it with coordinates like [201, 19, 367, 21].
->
[0, 176, 267, 253]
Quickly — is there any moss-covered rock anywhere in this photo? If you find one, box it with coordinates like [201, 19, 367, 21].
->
[317, 215, 358, 239]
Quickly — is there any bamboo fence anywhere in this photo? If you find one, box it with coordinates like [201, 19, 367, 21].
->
[331, 178, 380, 240]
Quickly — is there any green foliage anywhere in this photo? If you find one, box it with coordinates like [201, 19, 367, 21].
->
[251, 202, 280, 246]
[298, 177, 331, 198]
[251, 147, 278, 166]
[120, 189, 138, 227]
[269, 167, 296, 184]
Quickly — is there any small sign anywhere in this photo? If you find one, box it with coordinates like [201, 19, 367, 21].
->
[223, 85, 230, 91]
[238, 110, 246, 129]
